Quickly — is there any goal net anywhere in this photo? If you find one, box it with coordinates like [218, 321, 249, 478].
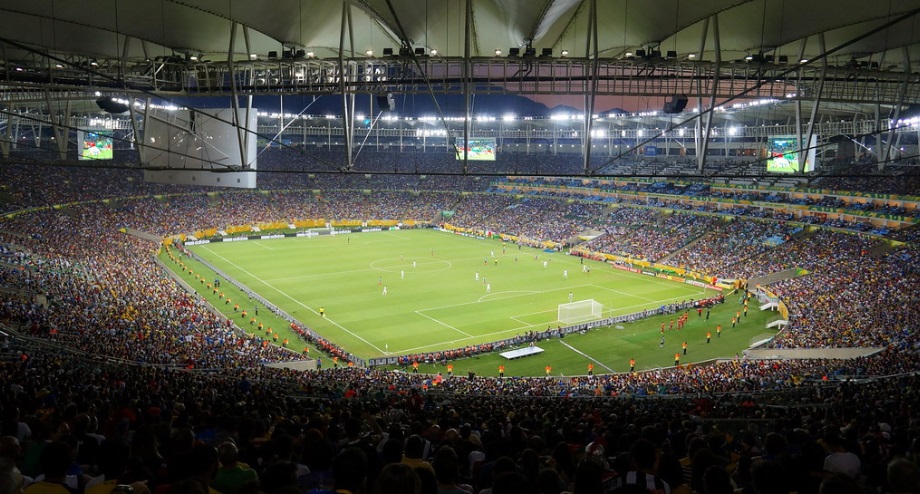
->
[558, 299, 604, 324]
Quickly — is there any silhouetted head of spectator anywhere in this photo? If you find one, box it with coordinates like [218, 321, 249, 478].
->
[0, 437, 22, 462]
[413, 466, 436, 494]
[216, 442, 239, 467]
[186, 445, 219, 482]
[381, 438, 404, 465]
[751, 460, 789, 494]
[492, 470, 530, 494]
[373, 463, 420, 494]
[38, 441, 73, 480]
[97, 439, 130, 479]
[404, 435, 425, 460]
[431, 446, 459, 485]
[703, 465, 734, 494]
[629, 438, 657, 472]
[573, 457, 604, 494]
[886, 458, 919, 494]
[334, 447, 368, 493]
[261, 461, 298, 494]
[0, 457, 24, 494]
[819, 473, 859, 494]
[536, 467, 564, 494]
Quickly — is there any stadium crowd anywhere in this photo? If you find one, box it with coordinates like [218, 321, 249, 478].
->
[1, 148, 920, 492]
[1, 346, 919, 494]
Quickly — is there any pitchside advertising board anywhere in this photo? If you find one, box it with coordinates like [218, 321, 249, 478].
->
[182, 227, 394, 245]
[766, 135, 817, 174]
[143, 108, 258, 188]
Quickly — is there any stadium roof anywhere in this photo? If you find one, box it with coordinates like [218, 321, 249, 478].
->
[1, 0, 918, 67]
[0, 0, 920, 133]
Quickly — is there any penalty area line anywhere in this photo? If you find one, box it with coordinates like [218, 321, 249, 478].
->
[559, 340, 615, 373]
[413, 311, 472, 338]
[199, 245, 385, 353]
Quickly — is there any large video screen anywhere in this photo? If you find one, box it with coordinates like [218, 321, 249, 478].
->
[78, 130, 114, 161]
[454, 138, 496, 161]
[766, 135, 816, 173]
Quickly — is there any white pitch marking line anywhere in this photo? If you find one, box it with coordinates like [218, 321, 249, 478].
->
[413, 311, 472, 337]
[199, 245, 385, 353]
[559, 339, 616, 373]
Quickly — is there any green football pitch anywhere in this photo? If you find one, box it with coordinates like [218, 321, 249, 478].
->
[176, 229, 776, 376]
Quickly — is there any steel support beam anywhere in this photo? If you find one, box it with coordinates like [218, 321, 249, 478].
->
[228, 22, 248, 169]
[698, 14, 720, 173]
[462, 0, 472, 174]
[802, 34, 827, 174]
[694, 17, 709, 172]
[582, 0, 599, 175]
[128, 98, 149, 164]
[44, 90, 69, 160]
[0, 105, 12, 157]
[882, 47, 912, 171]
[339, 2, 356, 171]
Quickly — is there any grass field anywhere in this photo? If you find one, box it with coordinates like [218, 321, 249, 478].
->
[175, 228, 776, 377]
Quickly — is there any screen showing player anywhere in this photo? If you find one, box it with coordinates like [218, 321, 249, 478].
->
[78, 130, 114, 160]
[766, 135, 816, 173]
[454, 138, 496, 161]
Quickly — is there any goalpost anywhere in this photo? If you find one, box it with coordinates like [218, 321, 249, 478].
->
[558, 299, 604, 324]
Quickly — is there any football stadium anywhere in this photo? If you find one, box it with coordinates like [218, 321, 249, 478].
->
[1, 2, 920, 493]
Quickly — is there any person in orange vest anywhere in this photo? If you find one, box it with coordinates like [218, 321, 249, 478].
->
[347, 361, 354, 368]
[682, 341, 688, 355]
[282, 338, 289, 347]
[249, 317, 256, 326]
[241, 309, 247, 318]
[447, 363, 453, 377]
[258, 322, 264, 332]
[545, 365, 552, 376]
[717, 325, 722, 338]
[411, 360, 418, 373]
[302, 347, 310, 356]
[498, 364, 505, 378]
[706, 331, 712, 343]
[272, 333, 279, 342]
[629, 358, 636, 372]
[674, 353, 680, 367]
[731, 316, 737, 328]
[587, 363, 594, 376]
[233, 303, 239, 312]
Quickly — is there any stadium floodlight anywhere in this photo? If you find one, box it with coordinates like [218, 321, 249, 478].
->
[503, 114, 516, 121]
[558, 300, 604, 324]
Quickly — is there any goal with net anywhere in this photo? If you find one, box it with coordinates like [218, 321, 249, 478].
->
[558, 299, 604, 324]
